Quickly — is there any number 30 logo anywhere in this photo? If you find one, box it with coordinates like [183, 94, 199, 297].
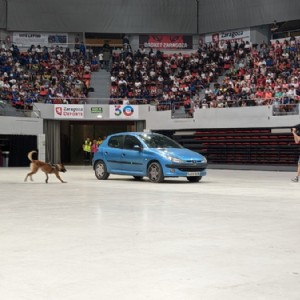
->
[114, 105, 134, 117]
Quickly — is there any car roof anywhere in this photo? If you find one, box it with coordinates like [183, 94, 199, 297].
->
[108, 132, 160, 137]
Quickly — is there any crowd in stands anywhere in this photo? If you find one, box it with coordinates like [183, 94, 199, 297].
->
[202, 37, 300, 113]
[109, 37, 300, 114]
[1, 35, 300, 115]
[109, 45, 221, 113]
[0, 41, 96, 109]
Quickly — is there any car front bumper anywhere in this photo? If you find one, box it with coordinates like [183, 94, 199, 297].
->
[164, 162, 207, 177]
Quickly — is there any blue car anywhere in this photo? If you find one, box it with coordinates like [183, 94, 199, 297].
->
[92, 132, 207, 183]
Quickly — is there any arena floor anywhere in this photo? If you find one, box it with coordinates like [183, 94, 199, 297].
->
[0, 166, 300, 300]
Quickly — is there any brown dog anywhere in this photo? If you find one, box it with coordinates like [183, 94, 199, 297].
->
[24, 150, 67, 183]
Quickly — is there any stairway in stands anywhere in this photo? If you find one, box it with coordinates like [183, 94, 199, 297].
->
[0, 100, 28, 117]
[173, 74, 228, 119]
[88, 68, 111, 104]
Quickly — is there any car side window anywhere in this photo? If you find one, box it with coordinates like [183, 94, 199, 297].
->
[108, 135, 123, 149]
[124, 136, 141, 150]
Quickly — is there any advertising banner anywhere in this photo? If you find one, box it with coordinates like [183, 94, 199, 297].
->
[54, 105, 84, 119]
[13, 32, 68, 47]
[109, 105, 139, 119]
[139, 35, 193, 49]
[203, 28, 250, 45]
[90, 107, 103, 113]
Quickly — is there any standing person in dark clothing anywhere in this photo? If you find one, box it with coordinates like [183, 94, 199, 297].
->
[291, 127, 300, 182]
[103, 50, 111, 71]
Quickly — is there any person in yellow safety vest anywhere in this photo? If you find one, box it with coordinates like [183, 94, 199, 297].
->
[82, 137, 92, 165]
[96, 136, 103, 146]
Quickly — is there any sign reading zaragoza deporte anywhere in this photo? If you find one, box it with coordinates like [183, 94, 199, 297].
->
[54, 105, 84, 119]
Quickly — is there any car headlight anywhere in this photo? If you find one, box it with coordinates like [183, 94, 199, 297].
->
[166, 155, 184, 163]
[201, 157, 207, 163]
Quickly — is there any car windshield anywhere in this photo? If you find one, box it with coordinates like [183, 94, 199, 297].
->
[138, 133, 183, 149]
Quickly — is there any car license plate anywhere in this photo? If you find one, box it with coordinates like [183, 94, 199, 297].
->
[187, 172, 200, 176]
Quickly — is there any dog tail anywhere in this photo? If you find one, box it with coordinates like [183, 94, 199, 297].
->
[28, 150, 37, 162]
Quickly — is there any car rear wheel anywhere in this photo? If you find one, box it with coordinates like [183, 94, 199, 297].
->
[133, 176, 143, 181]
[187, 176, 202, 183]
[148, 162, 164, 183]
[95, 160, 110, 180]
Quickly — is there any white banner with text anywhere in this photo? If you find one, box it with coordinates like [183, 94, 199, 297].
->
[13, 32, 68, 47]
[54, 105, 84, 119]
[202, 28, 250, 45]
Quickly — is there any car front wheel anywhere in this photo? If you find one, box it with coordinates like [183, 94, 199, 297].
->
[95, 160, 110, 180]
[187, 176, 202, 183]
[147, 162, 164, 183]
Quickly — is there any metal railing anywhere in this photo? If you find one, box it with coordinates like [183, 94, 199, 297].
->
[1, 96, 299, 119]
[272, 103, 299, 116]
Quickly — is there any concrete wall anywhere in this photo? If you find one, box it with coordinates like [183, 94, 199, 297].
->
[1, 105, 299, 136]
[0, 116, 43, 135]
[250, 25, 271, 46]
[146, 106, 300, 130]
[32, 104, 300, 130]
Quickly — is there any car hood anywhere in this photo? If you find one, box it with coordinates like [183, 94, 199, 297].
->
[150, 148, 205, 161]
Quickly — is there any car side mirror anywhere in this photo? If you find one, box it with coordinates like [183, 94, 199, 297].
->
[133, 145, 142, 151]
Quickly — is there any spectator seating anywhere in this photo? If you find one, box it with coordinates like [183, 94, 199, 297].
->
[0, 42, 96, 108]
[174, 128, 298, 165]
[1, 37, 299, 113]
[108, 38, 300, 113]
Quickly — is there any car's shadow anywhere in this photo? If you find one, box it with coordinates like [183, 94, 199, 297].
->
[106, 177, 208, 184]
